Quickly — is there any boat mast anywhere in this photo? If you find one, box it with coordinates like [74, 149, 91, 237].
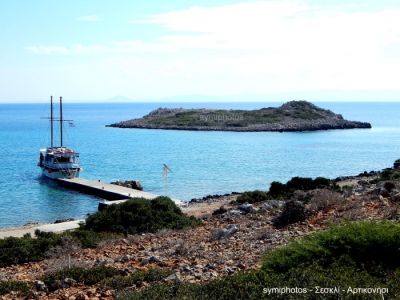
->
[50, 96, 54, 148]
[60, 96, 63, 147]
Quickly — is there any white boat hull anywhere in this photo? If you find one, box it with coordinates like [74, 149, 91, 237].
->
[42, 168, 80, 179]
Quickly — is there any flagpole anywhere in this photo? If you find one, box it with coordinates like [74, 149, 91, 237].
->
[163, 164, 171, 196]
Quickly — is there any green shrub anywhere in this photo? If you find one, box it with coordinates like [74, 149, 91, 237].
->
[118, 271, 266, 300]
[84, 197, 200, 234]
[119, 264, 399, 300]
[312, 177, 332, 188]
[0, 231, 62, 267]
[0, 197, 195, 268]
[272, 200, 307, 228]
[268, 182, 286, 198]
[44, 265, 120, 289]
[121, 221, 400, 300]
[0, 228, 123, 268]
[237, 177, 333, 204]
[286, 177, 315, 191]
[67, 229, 122, 248]
[101, 268, 172, 291]
[0, 280, 30, 297]
[381, 168, 400, 180]
[268, 176, 335, 198]
[263, 221, 400, 273]
[236, 190, 270, 204]
[383, 181, 396, 192]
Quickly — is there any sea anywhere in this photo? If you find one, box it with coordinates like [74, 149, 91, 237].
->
[0, 101, 399, 228]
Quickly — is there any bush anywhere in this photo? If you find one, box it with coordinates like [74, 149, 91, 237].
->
[0, 197, 196, 268]
[118, 271, 265, 300]
[308, 189, 343, 213]
[84, 197, 200, 234]
[286, 177, 315, 191]
[383, 181, 396, 192]
[263, 221, 400, 273]
[0, 229, 123, 268]
[119, 265, 399, 300]
[268, 177, 335, 199]
[67, 230, 122, 248]
[44, 266, 120, 290]
[236, 190, 270, 204]
[381, 168, 400, 180]
[0, 280, 30, 297]
[100, 268, 172, 291]
[268, 182, 286, 198]
[272, 200, 307, 228]
[0, 231, 62, 267]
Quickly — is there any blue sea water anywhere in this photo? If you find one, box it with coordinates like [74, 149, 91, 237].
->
[0, 101, 399, 228]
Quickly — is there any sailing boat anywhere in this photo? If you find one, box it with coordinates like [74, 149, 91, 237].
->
[38, 96, 81, 179]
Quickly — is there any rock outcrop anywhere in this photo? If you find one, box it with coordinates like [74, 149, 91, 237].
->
[110, 180, 143, 191]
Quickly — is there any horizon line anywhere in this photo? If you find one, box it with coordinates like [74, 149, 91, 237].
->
[1, 99, 400, 105]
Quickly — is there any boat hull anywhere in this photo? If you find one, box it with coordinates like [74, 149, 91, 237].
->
[41, 168, 80, 180]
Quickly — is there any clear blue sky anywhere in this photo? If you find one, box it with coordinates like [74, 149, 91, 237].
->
[1, 0, 400, 102]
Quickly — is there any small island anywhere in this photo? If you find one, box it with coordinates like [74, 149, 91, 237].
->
[108, 100, 371, 132]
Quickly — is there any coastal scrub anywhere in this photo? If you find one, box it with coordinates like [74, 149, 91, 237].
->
[84, 196, 201, 234]
[120, 221, 400, 300]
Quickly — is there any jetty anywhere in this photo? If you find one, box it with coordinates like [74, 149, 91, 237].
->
[0, 179, 184, 238]
[56, 177, 183, 210]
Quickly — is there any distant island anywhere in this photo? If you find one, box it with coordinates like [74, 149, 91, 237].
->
[108, 100, 372, 132]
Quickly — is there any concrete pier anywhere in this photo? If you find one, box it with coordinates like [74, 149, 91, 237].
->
[56, 177, 183, 209]
[57, 178, 158, 200]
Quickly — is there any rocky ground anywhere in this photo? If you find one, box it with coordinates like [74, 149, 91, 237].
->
[1, 170, 400, 299]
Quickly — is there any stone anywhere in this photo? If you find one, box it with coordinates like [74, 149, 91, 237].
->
[149, 256, 162, 263]
[164, 273, 182, 282]
[111, 180, 143, 190]
[118, 254, 132, 263]
[95, 258, 114, 266]
[212, 224, 239, 240]
[263, 200, 284, 210]
[140, 257, 150, 266]
[63, 277, 77, 287]
[131, 180, 143, 190]
[224, 266, 235, 274]
[182, 265, 192, 272]
[205, 263, 216, 270]
[226, 209, 242, 217]
[239, 203, 256, 214]
[34, 280, 48, 292]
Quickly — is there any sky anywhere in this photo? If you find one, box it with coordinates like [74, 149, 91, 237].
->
[1, 0, 400, 103]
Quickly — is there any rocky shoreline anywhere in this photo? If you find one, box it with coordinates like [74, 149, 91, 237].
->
[108, 101, 371, 132]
